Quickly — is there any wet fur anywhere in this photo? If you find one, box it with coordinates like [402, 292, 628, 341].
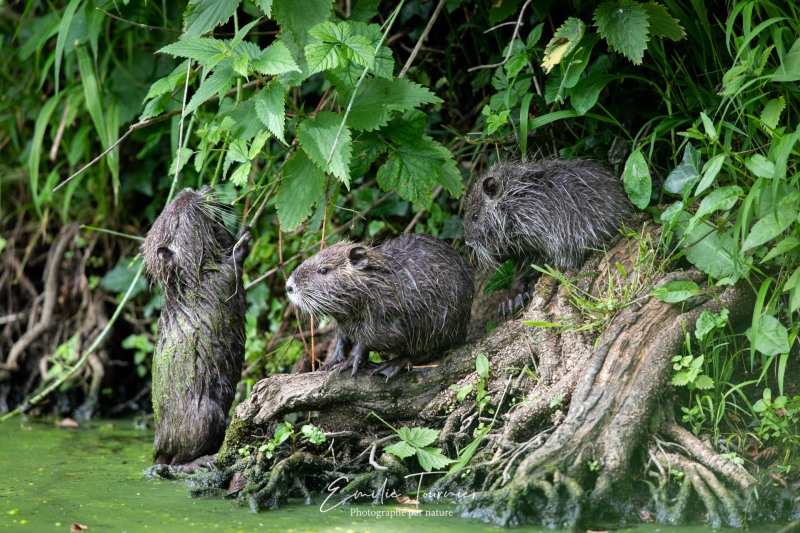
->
[462, 159, 633, 270]
[142, 187, 249, 466]
[286, 234, 473, 371]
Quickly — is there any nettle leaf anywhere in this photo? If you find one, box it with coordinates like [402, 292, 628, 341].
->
[276, 150, 326, 231]
[433, 143, 464, 198]
[650, 281, 701, 303]
[223, 138, 249, 176]
[184, 66, 235, 116]
[305, 21, 374, 74]
[623, 148, 651, 209]
[350, 21, 394, 79]
[747, 315, 790, 356]
[231, 18, 262, 48]
[416, 447, 453, 472]
[273, 0, 333, 49]
[233, 51, 249, 77]
[385, 440, 416, 460]
[158, 37, 225, 67]
[255, 0, 272, 17]
[168, 147, 194, 176]
[230, 162, 252, 186]
[184, 0, 240, 36]
[252, 41, 300, 75]
[255, 81, 287, 143]
[642, 2, 685, 41]
[397, 426, 439, 448]
[144, 60, 190, 101]
[760, 97, 786, 130]
[594, 0, 650, 65]
[694, 375, 714, 390]
[541, 17, 585, 74]
[377, 143, 441, 208]
[346, 78, 441, 131]
[298, 111, 352, 186]
[665, 143, 702, 195]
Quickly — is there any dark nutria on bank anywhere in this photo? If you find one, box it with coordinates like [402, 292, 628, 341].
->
[285, 234, 473, 379]
[142, 187, 250, 466]
[462, 159, 633, 315]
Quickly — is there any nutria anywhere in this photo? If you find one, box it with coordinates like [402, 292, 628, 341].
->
[141, 187, 249, 466]
[285, 234, 473, 378]
[462, 159, 633, 315]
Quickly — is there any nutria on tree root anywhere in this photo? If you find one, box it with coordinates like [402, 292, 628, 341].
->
[286, 234, 474, 379]
[142, 187, 250, 466]
[462, 159, 633, 315]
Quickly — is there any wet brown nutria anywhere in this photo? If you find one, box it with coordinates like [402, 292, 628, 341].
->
[462, 159, 633, 315]
[285, 234, 473, 379]
[142, 187, 249, 466]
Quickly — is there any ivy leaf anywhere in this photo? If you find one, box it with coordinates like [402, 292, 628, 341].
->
[642, 2, 685, 41]
[664, 144, 702, 194]
[594, 0, 650, 65]
[277, 150, 326, 231]
[184, 66, 235, 116]
[623, 148, 651, 209]
[184, 0, 240, 36]
[298, 111, 352, 186]
[747, 315, 790, 356]
[650, 281, 701, 303]
[255, 81, 287, 143]
[396, 426, 439, 448]
[252, 41, 300, 75]
[385, 440, 416, 460]
[416, 447, 453, 472]
[541, 17, 585, 74]
[346, 78, 441, 131]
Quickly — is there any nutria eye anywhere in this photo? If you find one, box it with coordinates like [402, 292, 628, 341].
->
[471, 213, 479, 221]
[318, 267, 329, 275]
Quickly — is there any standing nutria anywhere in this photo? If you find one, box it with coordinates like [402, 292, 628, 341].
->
[285, 234, 473, 379]
[142, 187, 249, 467]
[462, 159, 633, 315]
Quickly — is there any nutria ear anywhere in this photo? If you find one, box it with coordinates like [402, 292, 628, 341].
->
[157, 247, 174, 265]
[482, 176, 500, 198]
[349, 246, 369, 269]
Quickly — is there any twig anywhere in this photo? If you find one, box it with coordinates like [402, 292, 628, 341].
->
[369, 441, 389, 471]
[399, 0, 446, 79]
[468, 0, 532, 72]
[403, 186, 442, 234]
[168, 60, 193, 197]
[50, 104, 70, 161]
[96, 8, 181, 33]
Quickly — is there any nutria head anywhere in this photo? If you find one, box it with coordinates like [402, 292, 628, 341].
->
[286, 241, 387, 322]
[141, 187, 232, 291]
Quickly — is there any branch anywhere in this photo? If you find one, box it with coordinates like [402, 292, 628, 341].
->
[468, 0, 532, 72]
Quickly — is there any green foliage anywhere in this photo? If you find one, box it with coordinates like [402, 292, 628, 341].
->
[370, 413, 452, 472]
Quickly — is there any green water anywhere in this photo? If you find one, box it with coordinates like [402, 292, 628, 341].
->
[0, 419, 772, 532]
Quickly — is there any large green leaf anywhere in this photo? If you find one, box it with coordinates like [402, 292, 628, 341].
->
[664, 143, 701, 194]
[415, 447, 453, 472]
[772, 37, 800, 82]
[384, 440, 416, 459]
[396, 426, 439, 448]
[184, 66, 235, 116]
[594, 0, 650, 64]
[346, 78, 441, 131]
[541, 17, 584, 74]
[650, 281, 701, 303]
[742, 193, 799, 251]
[251, 41, 300, 75]
[623, 148, 651, 209]
[158, 37, 225, 65]
[305, 21, 374, 74]
[276, 150, 326, 231]
[686, 185, 741, 231]
[377, 143, 441, 207]
[747, 315, 790, 356]
[298, 111, 352, 186]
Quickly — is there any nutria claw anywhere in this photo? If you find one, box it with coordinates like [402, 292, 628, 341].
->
[499, 289, 531, 320]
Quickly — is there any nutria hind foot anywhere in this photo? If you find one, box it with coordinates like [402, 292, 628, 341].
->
[498, 275, 533, 320]
[179, 454, 216, 474]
